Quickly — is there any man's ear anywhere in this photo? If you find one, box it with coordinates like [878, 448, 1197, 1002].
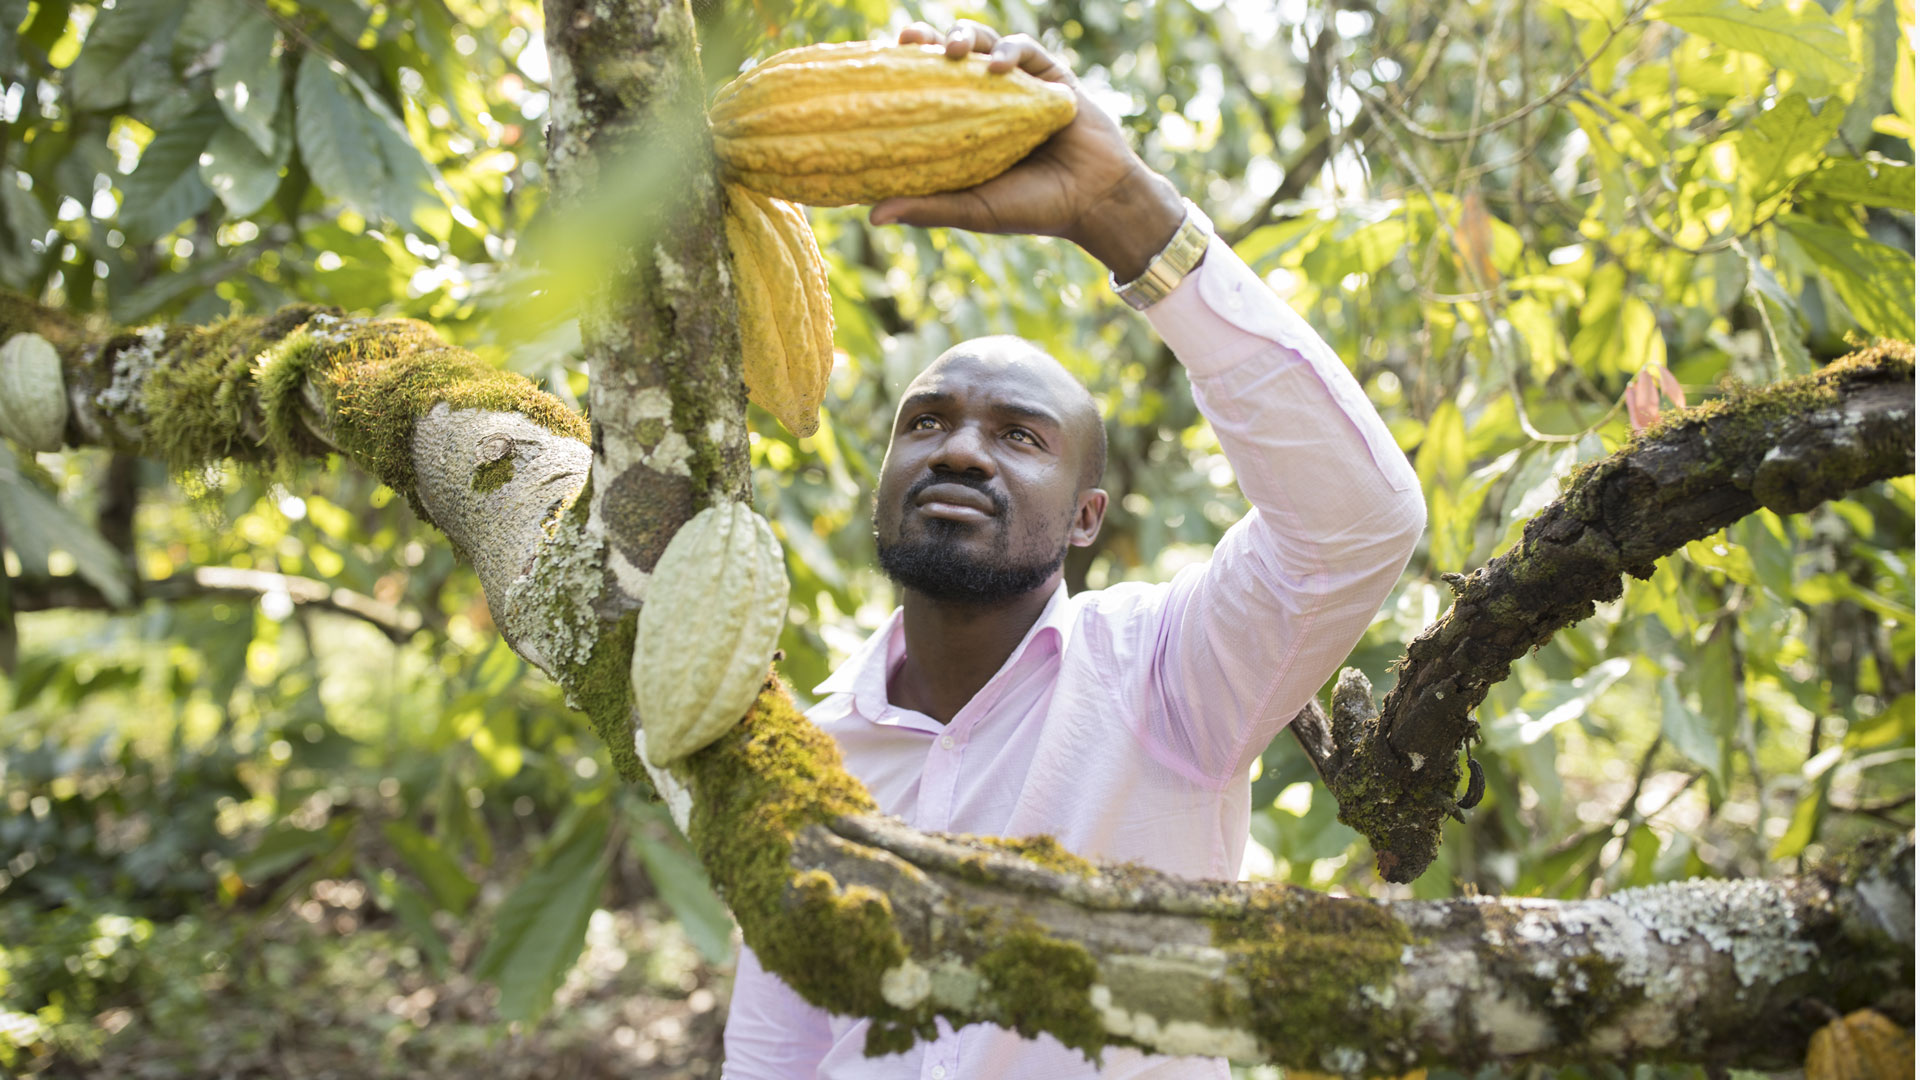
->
[1070, 488, 1107, 547]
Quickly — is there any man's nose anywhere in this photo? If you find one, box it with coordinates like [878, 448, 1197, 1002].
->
[929, 422, 994, 476]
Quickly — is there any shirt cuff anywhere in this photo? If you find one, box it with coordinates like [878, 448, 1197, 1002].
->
[1140, 235, 1282, 379]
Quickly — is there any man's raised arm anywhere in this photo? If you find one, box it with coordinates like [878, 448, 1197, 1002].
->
[872, 22, 1426, 787]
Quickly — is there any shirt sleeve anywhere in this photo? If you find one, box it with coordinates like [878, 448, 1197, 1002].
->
[1132, 235, 1426, 788]
[722, 945, 835, 1079]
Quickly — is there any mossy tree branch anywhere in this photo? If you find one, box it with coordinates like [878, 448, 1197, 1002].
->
[9, 283, 1914, 1067]
[1327, 342, 1916, 884]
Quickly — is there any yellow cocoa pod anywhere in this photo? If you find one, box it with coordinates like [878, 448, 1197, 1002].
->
[631, 502, 789, 766]
[1807, 1009, 1914, 1080]
[710, 41, 1077, 206]
[723, 183, 833, 438]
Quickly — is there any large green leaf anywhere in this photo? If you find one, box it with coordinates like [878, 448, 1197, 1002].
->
[472, 805, 609, 1023]
[1777, 216, 1917, 338]
[1660, 672, 1727, 791]
[212, 6, 282, 156]
[1745, 253, 1813, 376]
[1801, 158, 1916, 211]
[0, 445, 132, 606]
[381, 820, 477, 915]
[64, 0, 188, 112]
[118, 102, 222, 243]
[1650, 0, 1858, 96]
[629, 811, 736, 965]
[1735, 93, 1839, 220]
[200, 109, 289, 218]
[294, 52, 443, 234]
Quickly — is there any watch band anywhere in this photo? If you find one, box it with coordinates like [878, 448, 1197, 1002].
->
[1111, 198, 1213, 311]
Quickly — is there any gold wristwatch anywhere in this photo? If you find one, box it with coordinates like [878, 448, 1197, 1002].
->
[1110, 198, 1213, 311]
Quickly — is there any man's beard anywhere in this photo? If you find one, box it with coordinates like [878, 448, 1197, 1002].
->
[876, 477, 1069, 605]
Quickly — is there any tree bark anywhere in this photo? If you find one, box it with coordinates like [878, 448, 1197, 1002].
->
[1330, 342, 1916, 883]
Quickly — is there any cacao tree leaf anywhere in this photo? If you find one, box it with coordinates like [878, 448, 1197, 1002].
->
[1800, 158, 1916, 211]
[473, 804, 609, 1023]
[64, 0, 188, 112]
[1777, 216, 1916, 338]
[0, 445, 133, 606]
[294, 52, 442, 234]
[1539, 0, 1624, 26]
[237, 818, 354, 885]
[1745, 253, 1813, 376]
[1661, 671, 1726, 791]
[1734, 94, 1839, 222]
[212, 6, 283, 156]
[359, 862, 454, 975]
[629, 808, 736, 964]
[200, 110, 289, 219]
[118, 102, 222, 243]
[381, 820, 477, 915]
[1650, 0, 1858, 97]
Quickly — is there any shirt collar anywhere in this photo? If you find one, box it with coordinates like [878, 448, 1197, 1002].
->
[812, 581, 1078, 721]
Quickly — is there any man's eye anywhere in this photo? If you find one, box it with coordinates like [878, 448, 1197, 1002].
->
[911, 415, 939, 430]
[1007, 428, 1038, 445]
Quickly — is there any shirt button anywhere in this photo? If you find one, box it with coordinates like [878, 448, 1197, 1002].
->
[939, 735, 955, 750]
[931, 1067, 947, 1080]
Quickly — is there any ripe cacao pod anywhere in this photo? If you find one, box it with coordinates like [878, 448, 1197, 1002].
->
[1807, 1009, 1914, 1080]
[0, 332, 68, 452]
[710, 41, 1078, 207]
[723, 183, 834, 438]
[631, 502, 789, 765]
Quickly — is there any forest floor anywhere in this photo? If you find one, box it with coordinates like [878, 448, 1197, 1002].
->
[20, 890, 730, 1080]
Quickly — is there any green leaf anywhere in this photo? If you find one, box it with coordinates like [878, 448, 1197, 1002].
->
[1745, 253, 1813, 376]
[1845, 693, 1915, 751]
[1484, 657, 1633, 752]
[294, 52, 443, 234]
[65, 0, 187, 112]
[1414, 399, 1466, 491]
[359, 862, 454, 974]
[237, 818, 353, 884]
[473, 805, 610, 1023]
[1777, 216, 1916, 338]
[0, 446, 133, 605]
[200, 111, 288, 218]
[1735, 94, 1839, 217]
[1660, 672, 1726, 790]
[629, 815, 735, 965]
[381, 820, 477, 915]
[212, 7, 282, 156]
[119, 102, 222, 243]
[1540, 0, 1624, 26]
[1801, 158, 1916, 211]
[1649, 0, 1858, 97]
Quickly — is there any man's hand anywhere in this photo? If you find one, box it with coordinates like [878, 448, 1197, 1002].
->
[868, 21, 1187, 283]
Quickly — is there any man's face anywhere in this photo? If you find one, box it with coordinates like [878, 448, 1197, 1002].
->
[872, 338, 1106, 605]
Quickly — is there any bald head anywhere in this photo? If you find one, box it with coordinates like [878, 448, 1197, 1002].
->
[911, 336, 1106, 490]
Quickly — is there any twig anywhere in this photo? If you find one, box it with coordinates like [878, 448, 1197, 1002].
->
[9, 567, 424, 642]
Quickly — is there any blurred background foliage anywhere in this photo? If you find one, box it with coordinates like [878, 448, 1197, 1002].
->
[0, 0, 1911, 1074]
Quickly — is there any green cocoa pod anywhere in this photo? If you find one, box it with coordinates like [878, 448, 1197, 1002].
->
[0, 332, 67, 452]
[631, 502, 788, 765]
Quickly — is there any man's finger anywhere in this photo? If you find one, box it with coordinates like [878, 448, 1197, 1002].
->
[946, 20, 1000, 58]
[987, 33, 1074, 84]
[869, 189, 1005, 233]
[899, 21, 940, 46]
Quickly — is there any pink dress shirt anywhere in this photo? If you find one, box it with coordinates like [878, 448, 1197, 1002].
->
[722, 238, 1426, 1079]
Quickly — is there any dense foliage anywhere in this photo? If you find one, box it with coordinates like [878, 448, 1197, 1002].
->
[0, 0, 1911, 1074]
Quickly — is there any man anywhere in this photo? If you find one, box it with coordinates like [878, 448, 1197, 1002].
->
[723, 19, 1427, 1080]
